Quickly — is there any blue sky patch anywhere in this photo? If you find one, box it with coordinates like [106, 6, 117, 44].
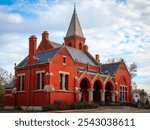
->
[116, 0, 127, 4]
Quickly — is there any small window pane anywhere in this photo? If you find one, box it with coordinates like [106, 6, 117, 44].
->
[37, 74, 40, 89]
[60, 74, 63, 90]
[18, 76, 21, 91]
[22, 76, 24, 90]
[65, 75, 68, 90]
[41, 73, 45, 89]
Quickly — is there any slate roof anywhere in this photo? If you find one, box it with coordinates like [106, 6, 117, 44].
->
[49, 40, 61, 48]
[17, 47, 61, 68]
[5, 80, 14, 89]
[67, 47, 98, 66]
[65, 8, 84, 38]
[101, 62, 120, 77]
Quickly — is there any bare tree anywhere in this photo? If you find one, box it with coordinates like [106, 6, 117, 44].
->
[128, 62, 137, 79]
[0, 68, 13, 108]
[0, 68, 13, 87]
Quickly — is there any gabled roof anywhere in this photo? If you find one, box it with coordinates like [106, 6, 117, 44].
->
[67, 47, 98, 66]
[102, 62, 120, 77]
[17, 47, 61, 68]
[36, 39, 61, 53]
[65, 8, 84, 38]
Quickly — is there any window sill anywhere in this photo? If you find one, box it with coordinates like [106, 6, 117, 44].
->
[59, 89, 68, 91]
[17, 91, 26, 93]
[55, 90, 74, 93]
[34, 89, 45, 92]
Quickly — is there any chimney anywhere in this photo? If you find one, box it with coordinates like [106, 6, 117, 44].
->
[95, 54, 100, 62]
[83, 45, 88, 52]
[42, 31, 49, 40]
[28, 35, 37, 64]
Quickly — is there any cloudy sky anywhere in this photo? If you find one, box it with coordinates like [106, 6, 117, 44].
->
[0, 0, 150, 92]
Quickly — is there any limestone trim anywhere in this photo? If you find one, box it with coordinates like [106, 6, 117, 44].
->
[36, 70, 45, 74]
[100, 89, 106, 93]
[5, 94, 12, 97]
[34, 89, 45, 92]
[59, 71, 70, 75]
[78, 71, 92, 86]
[55, 90, 74, 93]
[104, 75, 115, 90]
[78, 71, 92, 81]
[100, 90, 105, 102]
[88, 88, 94, 102]
[17, 73, 25, 76]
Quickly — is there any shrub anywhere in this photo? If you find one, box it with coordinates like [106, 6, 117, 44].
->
[43, 104, 57, 111]
[0, 86, 5, 108]
[90, 102, 99, 108]
[99, 102, 120, 106]
[70, 102, 99, 109]
[148, 105, 150, 109]
[54, 100, 70, 110]
[14, 106, 22, 111]
[43, 101, 100, 111]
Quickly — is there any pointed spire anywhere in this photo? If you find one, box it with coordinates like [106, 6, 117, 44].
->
[65, 4, 84, 38]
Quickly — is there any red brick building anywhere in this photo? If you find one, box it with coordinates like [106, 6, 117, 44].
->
[5, 8, 132, 110]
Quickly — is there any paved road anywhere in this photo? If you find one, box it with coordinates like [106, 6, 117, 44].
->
[54, 106, 150, 113]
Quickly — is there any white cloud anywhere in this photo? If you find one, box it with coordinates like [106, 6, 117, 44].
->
[0, 13, 23, 24]
[0, 0, 149, 92]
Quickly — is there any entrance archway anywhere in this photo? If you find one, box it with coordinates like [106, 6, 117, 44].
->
[105, 82, 113, 102]
[93, 80, 101, 102]
[80, 78, 90, 102]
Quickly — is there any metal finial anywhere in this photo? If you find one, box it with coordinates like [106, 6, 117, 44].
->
[74, 1, 76, 12]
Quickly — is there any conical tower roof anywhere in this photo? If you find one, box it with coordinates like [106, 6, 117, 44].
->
[65, 7, 84, 38]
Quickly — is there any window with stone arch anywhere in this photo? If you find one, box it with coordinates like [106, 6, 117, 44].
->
[68, 42, 72, 47]
[119, 77, 128, 102]
[79, 42, 82, 50]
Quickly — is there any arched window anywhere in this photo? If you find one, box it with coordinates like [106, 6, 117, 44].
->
[120, 77, 127, 102]
[79, 43, 82, 50]
[120, 78, 127, 85]
[68, 42, 72, 47]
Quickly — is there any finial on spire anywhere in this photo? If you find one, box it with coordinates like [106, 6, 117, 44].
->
[74, 1, 76, 12]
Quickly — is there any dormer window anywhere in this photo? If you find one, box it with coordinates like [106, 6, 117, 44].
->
[79, 43, 82, 50]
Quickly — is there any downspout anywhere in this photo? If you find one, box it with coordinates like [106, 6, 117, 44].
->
[49, 62, 51, 104]
[28, 65, 30, 108]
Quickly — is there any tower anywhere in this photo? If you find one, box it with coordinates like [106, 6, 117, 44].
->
[64, 5, 87, 51]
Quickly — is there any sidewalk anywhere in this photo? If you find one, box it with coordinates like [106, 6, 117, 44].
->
[49, 106, 150, 113]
